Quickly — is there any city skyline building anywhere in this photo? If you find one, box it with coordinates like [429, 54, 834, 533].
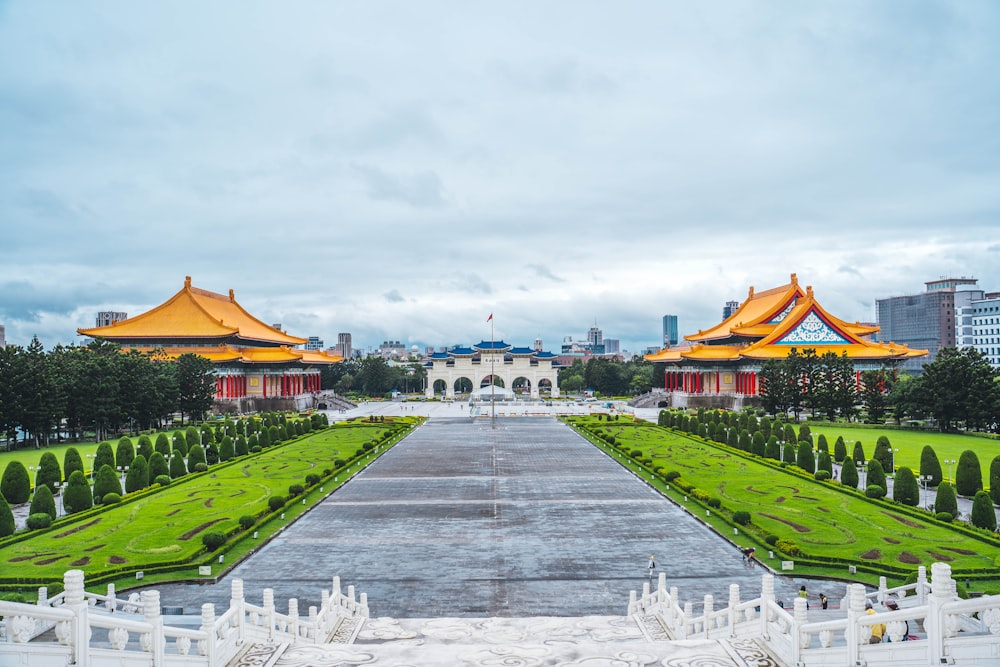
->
[876, 277, 983, 374]
[304, 336, 324, 351]
[662, 314, 679, 346]
[95, 311, 127, 328]
[722, 300, 740, 320]
[972, 292, 1000, 369]
[0, 324, 5, 348]
[337, 333, 353, 360]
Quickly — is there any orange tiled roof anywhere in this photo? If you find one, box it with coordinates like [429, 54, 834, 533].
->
[78, 277, 307, 346]
[645, 276, 928, 364]
[126, 344, 342, 365]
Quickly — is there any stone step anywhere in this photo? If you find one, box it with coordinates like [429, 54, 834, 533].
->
[228, 616, 781, 666]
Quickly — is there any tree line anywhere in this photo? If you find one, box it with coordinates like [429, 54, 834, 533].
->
[758, 346, 1000, 431]
[0, 338, 217, 448]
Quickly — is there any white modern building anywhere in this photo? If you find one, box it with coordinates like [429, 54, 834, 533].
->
[971, 292, 1000, 368]
[424, 341, 560, 399]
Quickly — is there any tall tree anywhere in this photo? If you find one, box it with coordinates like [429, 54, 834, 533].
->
[860, 368, 894, 423]
[175, 353, 216, 423]
[916, 347, 999, 431]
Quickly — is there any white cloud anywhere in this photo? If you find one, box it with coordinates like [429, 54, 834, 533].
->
[0, 1, 998, 356]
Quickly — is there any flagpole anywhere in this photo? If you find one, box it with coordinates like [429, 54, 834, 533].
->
[490, 314, 496, 429]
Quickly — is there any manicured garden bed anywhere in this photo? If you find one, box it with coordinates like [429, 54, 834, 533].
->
[0, 417, 419, 594]
[566, 415, 1000, 591]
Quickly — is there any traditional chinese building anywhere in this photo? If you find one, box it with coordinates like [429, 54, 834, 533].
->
[645, 274, 928, 397]
[424, 341, 560, 399]
[78, 277, 342, 404]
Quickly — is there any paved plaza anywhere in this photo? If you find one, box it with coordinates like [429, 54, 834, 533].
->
[151, 414, 828, 617]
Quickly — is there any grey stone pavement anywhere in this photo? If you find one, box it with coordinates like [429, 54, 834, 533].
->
[148, 410, 834, 618]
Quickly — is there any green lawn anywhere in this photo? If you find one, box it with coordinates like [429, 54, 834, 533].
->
[0, 419, 414, 588]
[569, 417, 1000, 585]
[807, 424, 999, 486]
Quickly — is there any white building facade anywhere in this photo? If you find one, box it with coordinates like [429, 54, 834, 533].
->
[972, 292, 1000, 368]
[424, 341, 560, 399]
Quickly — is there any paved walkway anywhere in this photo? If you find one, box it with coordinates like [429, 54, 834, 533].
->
[152, 416, 828, 617]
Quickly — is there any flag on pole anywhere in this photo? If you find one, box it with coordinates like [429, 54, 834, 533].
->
[487, 313, 493, 322]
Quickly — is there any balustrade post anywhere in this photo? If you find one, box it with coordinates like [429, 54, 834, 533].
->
[628, 590, 637, 615]
[657, 572, 667, 605]
[703, 595, 713, 638]
[877, 576, 887, 605]
[63, 570, 89, 667]
[106, 583, 117, 613]
[926, 562, 953, 663]
[230, 578, 246, 644]
[728, 584, 740, 638]
[141, 589, 165, 667]
[347, 585, 356, 612]
[845, 583, 866, 667]
[263, 588, 276, 641]
[359, 592, 368, 617]
[759, 573, 774, 640]
[200, 603, 216, 664]
[37, 586, 48, 607]
[793, 595, 808, 663]
[682, 601, 693, 639]
[666, 587, 679, 628]
[916, 566, 928, 605]
[308, 606, 318, 642]
[288, 598, 299, 639]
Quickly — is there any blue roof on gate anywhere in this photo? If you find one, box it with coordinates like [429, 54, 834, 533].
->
[449, 346, 476, 355]
[533, 351, 557, 358]
[508, 347, 536, 355]
[427, 352, 451, 359]
[473, 340, 511, 351]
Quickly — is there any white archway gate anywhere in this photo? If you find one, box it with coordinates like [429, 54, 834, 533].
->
[424, 341, 560, 400]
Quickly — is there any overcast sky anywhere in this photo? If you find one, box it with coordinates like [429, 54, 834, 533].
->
[2, 1, 998, 356]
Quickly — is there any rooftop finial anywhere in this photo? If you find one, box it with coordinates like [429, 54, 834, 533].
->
[748, 286, 755, 298]
[807, 285, 814, 298]
[790, 273, 798, 284]
[229, 289, 235, 302]
[184, 276, 192, 288]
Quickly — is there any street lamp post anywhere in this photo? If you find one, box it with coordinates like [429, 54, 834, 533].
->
[918, 475, 930, 510]
[87, 454, 96, 479]
[859, 460, 867, 490]
[890, 448, 899, 475]
[945, 459, 956, 484]
[54, 481, 63, 517]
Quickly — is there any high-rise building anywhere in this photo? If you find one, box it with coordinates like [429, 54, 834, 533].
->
[96, 311, 127, 328]
[603, 338, 620, 354]
[587, 324, 603, 348]
[662, 314, 678, 346]
[971, 292, 1000, 369]
[337, 333, 352, 360]
[876, 277, 983, 374]
[722, 301, 740, 320]
[0, 324, 5, 348]
[534, 337, 543, 352]
[304, 336, 324, 351]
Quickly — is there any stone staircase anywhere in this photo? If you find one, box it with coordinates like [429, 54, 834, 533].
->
[230, 615, 779, 666]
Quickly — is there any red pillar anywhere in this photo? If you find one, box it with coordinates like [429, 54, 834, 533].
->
[751, 372, 757, 395]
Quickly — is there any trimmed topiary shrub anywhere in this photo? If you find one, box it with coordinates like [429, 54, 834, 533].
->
[814, 470, 832, 481]
[833, 436, 846, 463]
[0, 494, 15, 537]
[2, 461, 31, 505]
[63, 470, 93, 514]
[125, 455, 149, 493]
[239, 515, 255, 530]
[305, 473, 321, 486]
[193, 462, 208, 473]
[796, 441, 815, 473]
[155, 433, 171, 457]
[29, 484, 57, 520]
[935, 511, 953, 523]
[733, 510, 751, 526]
[865, 484, 886, 499]
[169, 451, 187, 479]
[867, 459, 887, 496]
[935, 482, 958, 518]
[288, 483, 305, 497]
[920, 445, 942, 487]
[707, 497, 722, 509]
[841, 457, 858, 489]
[137, 435, 154, 461]
[187, 444, 206, 473]
[27, 513, 53, 530]
[202, 532, 226, 550]
[991, 455, 1000, 506]
[172, 431, 188, 456]
[892, 467, 919, 506]
[93, 465, 122, 505]
[268, 495, 285, 512]
[63, 447, 84, 481]
[116, 437, 135, 471]
[955, 450, 983, 497]
[185, 426, 200, 450]
[219, 436, 235, 462]
[764, 534, 778, 546]
[36, 452, 62, 495]
[251, 445, 262, 453]
[663, 470, 681, 482]
[102, 492, 122, 505]
[94, 441, 115, 472]
[155, 475, 171, 487]
[148, 451, 169, 480]
[970, 490, 997, 531]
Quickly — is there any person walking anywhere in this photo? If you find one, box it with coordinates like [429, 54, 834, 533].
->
[820, 593, 828, 610]
[865, 601, 885, 643]
[798, 585, 809, 609]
